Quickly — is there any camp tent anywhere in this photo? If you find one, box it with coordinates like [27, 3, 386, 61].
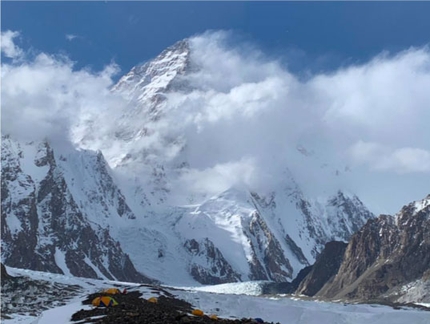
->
[148, 297, 158, 303]
[102, 288, 122, 294]
[92, 296, 118, 307]
[192, 309, 204, 316]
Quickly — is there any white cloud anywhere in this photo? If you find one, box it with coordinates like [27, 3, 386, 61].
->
[349, 141, 430, 173]
[1, 30, 23, 59]
[65, 34, 78, 41]
[1, 32, 124, 147]
[388, 148, 430, 173]
[310, 47, 430, 149]
[173, 158, 258, 199]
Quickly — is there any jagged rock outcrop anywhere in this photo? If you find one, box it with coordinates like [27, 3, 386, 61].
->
[245, 211, 293, 281]
[184, 238, 241, 284]
[295, 241, 347, 296]
[295, 195, 430, 301]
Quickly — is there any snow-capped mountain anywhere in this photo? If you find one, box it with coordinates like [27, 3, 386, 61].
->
[1, 136, 151, 283]
[1, 38, 375, 285]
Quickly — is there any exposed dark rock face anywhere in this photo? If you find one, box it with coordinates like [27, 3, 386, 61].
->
[260, 281, 295, 295]
[295, 241, 347, 296]
[1, 263, 11, 281]
[296, 195, 430, 301]
[259, 264, 314, 295]
[245, 211, 293, 282]
[318, 215, 399, 299]
[184, 238, 241, 284]
[291, 265, 313, 290]
[284, 234, 308, 266]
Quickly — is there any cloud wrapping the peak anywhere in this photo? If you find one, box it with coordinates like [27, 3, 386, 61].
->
[2, 29, 429, 213]
[187, 31, 283, 93]
[160, 32, 430, 209]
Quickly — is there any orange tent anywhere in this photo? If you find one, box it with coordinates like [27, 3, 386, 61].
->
[192, 309, 204, 316]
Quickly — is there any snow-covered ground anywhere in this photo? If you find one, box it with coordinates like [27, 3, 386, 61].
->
[2, 266, 429, 324]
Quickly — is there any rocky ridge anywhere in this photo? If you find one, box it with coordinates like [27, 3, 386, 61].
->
[295, 195, 430, 303]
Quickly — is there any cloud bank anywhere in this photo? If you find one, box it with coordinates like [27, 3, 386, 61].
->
[1, 34, 124, 146]
[2, 30, 429, 213]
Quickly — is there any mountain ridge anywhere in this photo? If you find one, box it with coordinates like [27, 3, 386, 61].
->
[295, 195, 430, 303]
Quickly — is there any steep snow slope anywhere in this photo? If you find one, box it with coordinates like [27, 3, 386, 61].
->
[174, 186, 373, 283]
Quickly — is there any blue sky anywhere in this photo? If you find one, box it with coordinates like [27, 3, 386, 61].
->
[3, 1, 430, 77]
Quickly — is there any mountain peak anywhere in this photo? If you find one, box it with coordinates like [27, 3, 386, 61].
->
[395, 194, 430, 223]
[112, 38, 191, 96]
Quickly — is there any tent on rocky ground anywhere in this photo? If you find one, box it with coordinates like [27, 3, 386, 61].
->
[92, 296, 118, 307]
[148, 297, 158, 303]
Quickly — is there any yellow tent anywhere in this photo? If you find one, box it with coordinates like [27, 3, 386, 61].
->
[92, 296, 118, 307]
[102, 288, 122, 294]
[148, 297, 158, 303]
